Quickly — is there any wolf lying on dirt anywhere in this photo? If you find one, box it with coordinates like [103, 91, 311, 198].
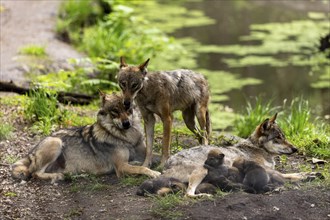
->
[117, 57, 211, 167]
[137, 113, 314, 196]
[11, 92, 160, 183]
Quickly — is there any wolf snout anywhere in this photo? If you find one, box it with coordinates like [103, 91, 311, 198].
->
[122, 120, 131, 129]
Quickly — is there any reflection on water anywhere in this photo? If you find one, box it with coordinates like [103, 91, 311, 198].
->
[174, 0, 330, 118]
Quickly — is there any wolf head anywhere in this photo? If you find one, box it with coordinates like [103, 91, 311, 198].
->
[117, 57, 150, 110]
[98, 91, 134, 130]
[204, 149, 225, 168]
[250, 113, 298, 155]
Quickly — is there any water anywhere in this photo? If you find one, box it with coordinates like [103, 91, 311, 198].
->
[173, 0, 330, 119]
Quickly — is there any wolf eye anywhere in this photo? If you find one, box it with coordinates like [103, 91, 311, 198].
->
[99, 110, 106, 116]
[132, 83, 139, 90]
[120, 81, 126, 89]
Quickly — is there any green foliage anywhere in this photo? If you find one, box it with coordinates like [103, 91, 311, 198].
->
[56, 0, 104, 43]
[19, 44, 47, 57]
[33, 58, 119, 95]
[24, 87, 77, 135]
[25, 88, 58, 123]
[0, 123, 13, 141]
[234, 98, 279, 138]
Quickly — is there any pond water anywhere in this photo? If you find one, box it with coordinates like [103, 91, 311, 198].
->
[170, 0, 330, 128]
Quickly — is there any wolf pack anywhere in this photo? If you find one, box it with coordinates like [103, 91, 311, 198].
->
[12, 57, 319, 197]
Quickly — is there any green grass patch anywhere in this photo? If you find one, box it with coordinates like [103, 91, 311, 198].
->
[2, 155, 20, 164]
[120, 175, 148, 187]
[4, 192, 17, 197]
[19, 44, 47, 57]
[66, 173, 111, 192]
[23, 86, 97, 135]
[234, 97, 280, 138]
[150, 193, 186, 220]
[0, 123, 13, 141]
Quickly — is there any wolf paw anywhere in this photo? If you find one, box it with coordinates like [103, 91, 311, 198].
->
[186, 192, 213, 198]
[150, 170, 161, 178]
[303, 172, 325, 182]
[51, 173, 65, 184]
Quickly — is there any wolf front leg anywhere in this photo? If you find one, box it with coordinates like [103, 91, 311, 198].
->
[116, 163, 161, 178]
[160, 111, 173, 168]
[142, 111, 156, 167]
[186, 167, 211, 198]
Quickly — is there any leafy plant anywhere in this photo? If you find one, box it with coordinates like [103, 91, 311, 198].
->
[24, 87, 62, 135]
[19, 44, 47, 57]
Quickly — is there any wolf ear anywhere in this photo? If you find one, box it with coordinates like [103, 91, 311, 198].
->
[120, 56, 128, 69]
[260, 118, 270, 134]
[218, 153, 225, 159]
[99, 90, 107, 106]
[269, 112, 278, 123]
[138, 58, 150, 76]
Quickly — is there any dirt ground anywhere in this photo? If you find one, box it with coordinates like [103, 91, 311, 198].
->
[0, 100, 330, 220]
[0, 1, 329, 220]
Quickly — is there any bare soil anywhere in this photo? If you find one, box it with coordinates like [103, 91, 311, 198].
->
[0, 1, 329, 220]
[1, 102, 330, 220]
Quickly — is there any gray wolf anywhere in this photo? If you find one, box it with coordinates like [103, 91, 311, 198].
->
[117, 57, 211, 167]
[11, 92, 160, 183]
[138, 113, 312, 197]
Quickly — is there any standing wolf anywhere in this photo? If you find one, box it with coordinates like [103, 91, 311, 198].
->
[117, 57, 211, 167]
[11, 92, 160, 183]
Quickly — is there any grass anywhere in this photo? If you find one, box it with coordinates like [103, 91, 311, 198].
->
[23, 87, 96, 135]
[150, 193, 185, 219]
[66, 174, 111, 192]
[19, 44, 47, 57]
[234, 97, 280, 138]
[0, 123, 13, 141]
[2, 155, 20, 164]
[120, 175, 148, 187]
[24, 88, 59, 135]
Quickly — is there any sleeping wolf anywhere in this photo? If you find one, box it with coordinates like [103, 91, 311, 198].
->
[117, 57, 211, 167]
[138, 113, 313, 196]
[11, 92, 160, 183]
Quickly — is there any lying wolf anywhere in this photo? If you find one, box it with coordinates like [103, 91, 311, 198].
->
[138, 113, 311, 196]
[11, 92, 160, 183]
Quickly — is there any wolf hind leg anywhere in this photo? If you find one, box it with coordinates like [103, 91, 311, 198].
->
[195, 103, 209, 145]
[182, 105, 206, 144]
[30, 137, 64, 183]
[182, 106, 198, 136]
